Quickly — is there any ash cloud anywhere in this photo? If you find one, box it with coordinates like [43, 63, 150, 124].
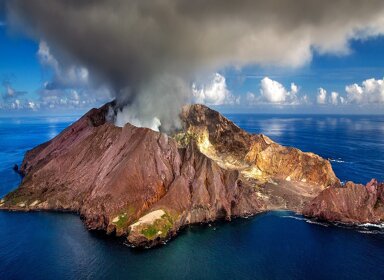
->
[6, 0, 384, 130]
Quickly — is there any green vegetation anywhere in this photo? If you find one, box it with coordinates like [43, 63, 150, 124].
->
[140, 212, 174, 240]
[141, 226, 158, 239]
[113, 213, 129, 229]
[112, 205, 136, 230]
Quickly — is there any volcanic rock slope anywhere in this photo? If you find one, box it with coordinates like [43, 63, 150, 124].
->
[1, 103, 383, 247]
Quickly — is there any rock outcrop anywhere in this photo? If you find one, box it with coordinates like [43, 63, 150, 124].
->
[0, 102, 382, 247]
[303, 179, 384, 223]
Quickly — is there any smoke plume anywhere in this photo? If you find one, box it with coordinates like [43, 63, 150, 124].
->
[6, 0, 384, 130]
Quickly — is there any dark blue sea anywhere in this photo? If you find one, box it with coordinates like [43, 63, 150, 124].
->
[0, 114, 383, 280]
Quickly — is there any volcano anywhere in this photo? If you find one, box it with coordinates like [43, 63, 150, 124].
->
[1, 103, 383, 247]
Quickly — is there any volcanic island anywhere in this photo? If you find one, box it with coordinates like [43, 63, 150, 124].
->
[1, 103, 383, 247]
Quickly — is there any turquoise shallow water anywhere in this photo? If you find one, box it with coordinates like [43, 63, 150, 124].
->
[0, 114, 383, 280]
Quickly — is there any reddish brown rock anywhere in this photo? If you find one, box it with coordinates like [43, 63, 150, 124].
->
[1, 102, 380, 247]
[303, 179, 384, 223]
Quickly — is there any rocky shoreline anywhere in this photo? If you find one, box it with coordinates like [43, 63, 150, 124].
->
[1, 103, 383, 247]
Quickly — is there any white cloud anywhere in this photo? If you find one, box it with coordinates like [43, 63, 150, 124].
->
[0, 97, 38, 111]
[192, 73, 239, 105]
[38, 41, 90, 89]
[316, 88, 346, 105]
[245, 77, 308, 106]
[0, 80, 109, 112]
[26, 101, 38, 111]
[0, 82, 37, 110]
[247, 77, 301, 105]
[345, 78, 384, 104]
[260, 77, 289, 103]
[37, 87, 109, 110]
[290, 83, 299, 95]
[38, 41, 60, 72]
[330, 91, 340, 105]
[28, 41, 111, 110]
[11, 99, 21, 110]
[316, 88, 327, 104]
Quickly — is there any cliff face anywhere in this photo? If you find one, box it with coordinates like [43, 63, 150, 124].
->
[303, 179, 384, 223]
[0, 103, 382, 247]
[180, 104, 339, 188]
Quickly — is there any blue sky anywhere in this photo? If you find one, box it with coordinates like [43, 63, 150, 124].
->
[227, 37, 384, 95]
[0, 23, 108, 115]
[204, 37, 383, 114]
[0, 25, 42, 97]
[1, 4, 384, 115]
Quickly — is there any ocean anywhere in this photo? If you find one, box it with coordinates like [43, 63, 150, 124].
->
[0, 114, 383, 279]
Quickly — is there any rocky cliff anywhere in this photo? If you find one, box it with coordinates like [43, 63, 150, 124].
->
[0, 103, 382, 247]
[303, 179, 384, 223]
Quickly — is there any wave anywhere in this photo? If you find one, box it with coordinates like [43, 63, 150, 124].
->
[281, 215, 329, 226]
[281, 215, 306, 221]
[358, 223, 384, 229]
[282, 215, 384, 232]
[329, 158, 346, 163]
[305, 220, 329, 227]
[358, 230, 384, 235]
